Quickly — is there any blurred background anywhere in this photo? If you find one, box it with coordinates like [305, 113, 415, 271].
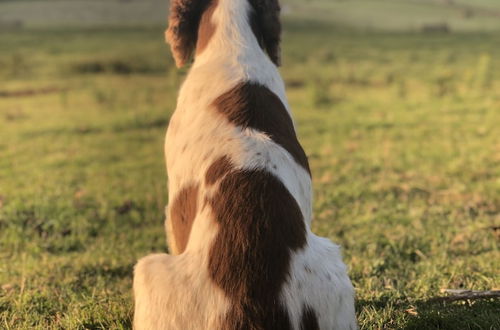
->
[0, 0, 499, 329]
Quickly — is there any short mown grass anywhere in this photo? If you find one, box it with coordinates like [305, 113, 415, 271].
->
[1, 17, 499, 330]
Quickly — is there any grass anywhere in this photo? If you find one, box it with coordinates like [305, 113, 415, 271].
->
[1, 2, 500, 329]
[285, 0, 500, 31]
[3, 0, 500, 31]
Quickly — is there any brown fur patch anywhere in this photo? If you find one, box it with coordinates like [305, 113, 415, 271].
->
[196, 0, 218, 56]
[207, 169, 307, 329]
[205, 155, 233, 186]
[170, 184, 199, 253]
[300, 305, 320, 330]
[213, 82, 311, 175]
[166, 0, 214, 67]
[248, 0, 282, 66]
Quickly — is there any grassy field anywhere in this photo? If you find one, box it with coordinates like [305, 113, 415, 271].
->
[3, 0, 500, 31]
[1, 1, 500, 329]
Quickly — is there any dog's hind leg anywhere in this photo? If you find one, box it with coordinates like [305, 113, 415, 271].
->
[133, 252, 229, 330]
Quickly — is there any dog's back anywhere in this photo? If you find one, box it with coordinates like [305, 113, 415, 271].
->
[133, 0, 357, 329]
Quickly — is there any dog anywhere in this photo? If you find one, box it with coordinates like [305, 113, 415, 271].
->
[133, 0, 357, 328]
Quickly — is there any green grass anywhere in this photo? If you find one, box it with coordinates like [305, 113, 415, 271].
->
[3, 0, 500, 31]
[285, 0, 500, 31]
[1, 11, 500, 330]
[0, 0, 168, 28]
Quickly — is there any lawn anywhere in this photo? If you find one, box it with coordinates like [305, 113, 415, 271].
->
[0, 2, 499, 330]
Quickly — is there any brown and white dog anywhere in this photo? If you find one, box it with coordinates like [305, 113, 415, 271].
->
[133, 0, 357, 329]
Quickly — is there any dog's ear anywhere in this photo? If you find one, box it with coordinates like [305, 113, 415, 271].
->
[166, 0, 212, 68]
[249, 0, 282, 66]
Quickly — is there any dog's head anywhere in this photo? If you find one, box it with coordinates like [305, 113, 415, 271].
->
[166, 0, 281, 67]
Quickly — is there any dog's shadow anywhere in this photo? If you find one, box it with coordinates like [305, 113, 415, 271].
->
[357, 296, 500, 329]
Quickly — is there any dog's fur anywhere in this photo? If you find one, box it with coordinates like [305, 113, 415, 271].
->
[133, 0, 357, 328]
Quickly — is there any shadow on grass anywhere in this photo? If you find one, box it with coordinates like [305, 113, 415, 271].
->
[81, 317, 132, 330]
[70, 263, 134, 293]
[358, 296, 500, 329]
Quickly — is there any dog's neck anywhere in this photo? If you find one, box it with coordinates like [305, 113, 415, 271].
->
[193, 0, 270, 69]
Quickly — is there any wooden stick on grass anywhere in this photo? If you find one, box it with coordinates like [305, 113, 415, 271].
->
[432, 289, 500, 302]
